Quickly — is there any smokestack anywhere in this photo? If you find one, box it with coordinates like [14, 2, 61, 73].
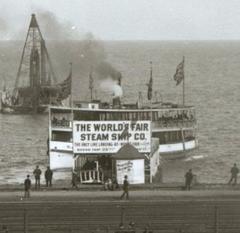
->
[113, 96, 121, 109]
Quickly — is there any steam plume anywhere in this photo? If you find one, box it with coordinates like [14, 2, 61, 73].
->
[95, 61, 123, 97]
[99, 79, 123, 97]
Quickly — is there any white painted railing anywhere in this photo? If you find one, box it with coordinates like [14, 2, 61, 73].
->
[80, 170, 104, 184]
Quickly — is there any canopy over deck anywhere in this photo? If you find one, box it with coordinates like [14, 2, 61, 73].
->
[113, 143, 145, 160]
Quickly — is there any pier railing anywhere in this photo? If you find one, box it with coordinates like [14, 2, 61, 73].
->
[80, 169, 104, 184]
[152, 119, 196, 129]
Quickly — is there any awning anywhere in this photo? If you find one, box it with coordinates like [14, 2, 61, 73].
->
[113, 143, 145, 160]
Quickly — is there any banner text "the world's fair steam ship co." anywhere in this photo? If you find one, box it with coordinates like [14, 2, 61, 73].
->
[73, 121, 151, 154]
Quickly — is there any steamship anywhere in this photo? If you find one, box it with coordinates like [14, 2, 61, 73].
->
[49, 57, 197, 162]
[49, 95, 197, 160]
[0, 14, 70, 114]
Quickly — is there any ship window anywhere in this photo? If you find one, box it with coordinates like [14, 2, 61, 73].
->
[184, 130, 194, 141]
[152, 131, 185, 144]
[132, 112, 135, 120]
[142, 112, 146, 120]
[104, 112, 107, 120]
[129, 112, 135, 121]
[146, 112, 150, 120]
[100, 113, 106, 120]
[74, 111, 100, 121]
[138, 112, 142, 120]
[117, 113, 122, 120]
[52, 131, 72, 142]
[144, 112, 149, 120]
[109, 113, 113, 120]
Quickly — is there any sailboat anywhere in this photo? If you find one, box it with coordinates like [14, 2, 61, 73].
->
[0, 14, 71, 114]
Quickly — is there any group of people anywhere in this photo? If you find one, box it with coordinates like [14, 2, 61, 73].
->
[184, 163, 239, 191]
[104, 175, 129, 199]
[24, 165, 53, 198]
[104, 177, 119, 191]
[51, 116, 70, 127]
[23, 163, 240, 199]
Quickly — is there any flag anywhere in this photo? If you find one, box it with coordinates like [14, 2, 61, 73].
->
[147, 63, 153, 100]
[174, 58, 184, 85]
[58, 67, 72, 99]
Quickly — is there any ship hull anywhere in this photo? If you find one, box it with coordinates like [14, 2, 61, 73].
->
[159, 139, 198, 159]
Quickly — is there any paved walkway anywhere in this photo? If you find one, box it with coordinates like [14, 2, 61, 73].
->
[1, 189, 240, 203]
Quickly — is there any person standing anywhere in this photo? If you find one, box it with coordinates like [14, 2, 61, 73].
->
[228, 163, 239, 185]
[120, 175, 129, 200]
[45, 166, 53, 187]
[33, 165, 42, 189]
[24, 175, 31, 198]
[185, 169, 193, 190]
[72, 169, 79, 189]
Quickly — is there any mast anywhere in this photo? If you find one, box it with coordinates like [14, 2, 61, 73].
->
[69, 62, 73, 108]
[182, 56, 185, 106]
[89, 68, 94, 101]
[40, 40, 47, 85]
[149, 61, 153, 121]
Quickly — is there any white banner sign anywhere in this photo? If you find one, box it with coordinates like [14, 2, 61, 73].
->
[73, 121, 151, 153]
[116, 159, 145, 184]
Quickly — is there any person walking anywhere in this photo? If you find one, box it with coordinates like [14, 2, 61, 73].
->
[33, 165, 42, 189]
[185, 169, 193, 190]
[120, 175, 129, 200]
[228, 163, 239, 185]
[45, 166, 53, 187]
[24, 175, 31, 198]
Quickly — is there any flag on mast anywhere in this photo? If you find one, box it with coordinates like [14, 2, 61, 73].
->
[173, 58, 184, 85]
[147, 61, 153, 100]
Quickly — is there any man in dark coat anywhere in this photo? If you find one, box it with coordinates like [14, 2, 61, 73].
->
[45, 166, 53, 187]
[33, 165, 42, 189]
[72, 169, 79, 189]
[185, 169, 193, 190]
[24, 175, 31, 198]
[120, 175, 129, 200]
[229, 163, 239, 185]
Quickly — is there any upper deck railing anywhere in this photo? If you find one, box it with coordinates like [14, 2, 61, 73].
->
[152, 119, 196, 130]
[49, 105, 197, 130]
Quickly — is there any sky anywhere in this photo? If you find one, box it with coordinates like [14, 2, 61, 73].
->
[1, 0, 240, 40]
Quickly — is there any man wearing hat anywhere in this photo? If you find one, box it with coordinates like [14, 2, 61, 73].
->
[24, 175, 31, 198]
[120, 175, 129, 200]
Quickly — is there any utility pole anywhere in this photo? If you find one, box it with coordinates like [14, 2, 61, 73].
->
[23, 208, 28, 233]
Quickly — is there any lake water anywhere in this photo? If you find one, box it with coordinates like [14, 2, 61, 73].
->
[0, 40, 240, 184]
